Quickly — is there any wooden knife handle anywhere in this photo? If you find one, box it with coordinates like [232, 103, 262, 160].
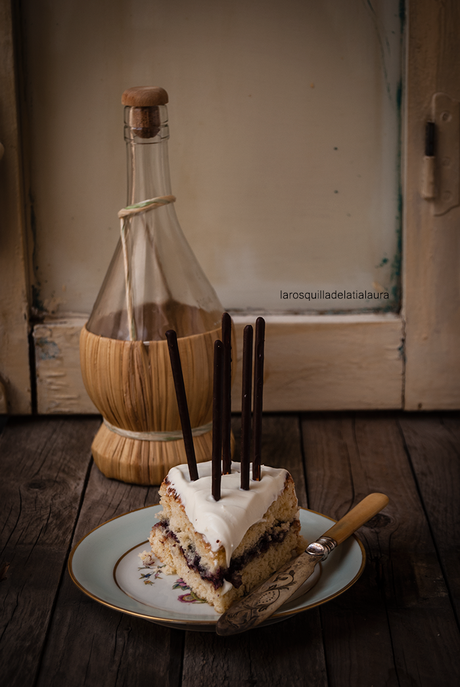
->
[323, 493, 389, 545]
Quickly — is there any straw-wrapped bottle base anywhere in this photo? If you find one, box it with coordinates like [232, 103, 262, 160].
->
[91, 422, 215, 485]
[80, 323, 234, 485]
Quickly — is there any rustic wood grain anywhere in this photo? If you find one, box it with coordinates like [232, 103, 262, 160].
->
[243, 413, 309, 508]
[34, 314, 404, 414]
[36, 451, 184, 687]
[182, 612, 328, 687]
[404, 0, 460, 409]
[0, 417, 100, 686]
[0, 0, 31, 413]
[37, 574, 185, 687]
[301, 413, 398, 687]
[398, 412, 460, 621]
[2, 412, 460, 687]
[301, 412, 460, 687]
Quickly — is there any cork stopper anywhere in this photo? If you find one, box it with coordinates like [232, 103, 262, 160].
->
[122, 87, 169, 139]
[121, 86, 169, 107]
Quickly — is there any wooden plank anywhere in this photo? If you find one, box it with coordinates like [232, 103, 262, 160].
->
[404, 0, 460, 409]
[182, 611, 328, 687]
[34, 319, 97, 414]
[398, 412, 460, 620]
[0, 0, 31, 414]
[2, 412, 458, 686]
[238, 413, 309, 508]
[232, 315, 403, 411]
[36, 446, 184, 687]
[0, 417, 100, 686]
[301, 412, 460, 686]
[301, 413, 398, 686]
[182, 415, 328, 687]
[34, 314, 404, 414]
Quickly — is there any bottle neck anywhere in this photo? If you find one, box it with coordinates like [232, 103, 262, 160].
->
[124, 105, 172, 205]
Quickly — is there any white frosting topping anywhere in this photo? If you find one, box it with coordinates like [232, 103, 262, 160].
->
[165, 461, 288, 567]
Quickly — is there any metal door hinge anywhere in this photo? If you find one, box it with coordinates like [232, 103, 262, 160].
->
[421, 93, 460, 216]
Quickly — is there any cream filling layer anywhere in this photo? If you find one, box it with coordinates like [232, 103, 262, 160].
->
[165, 461, 288, 567]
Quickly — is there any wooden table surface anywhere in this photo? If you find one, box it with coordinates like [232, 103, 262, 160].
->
[1, 412, 460, 687]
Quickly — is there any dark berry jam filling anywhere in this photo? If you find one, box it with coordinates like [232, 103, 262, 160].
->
[154, 519, 291, 590]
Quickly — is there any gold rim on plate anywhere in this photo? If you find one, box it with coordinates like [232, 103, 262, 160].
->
[68, 505, 366, 627]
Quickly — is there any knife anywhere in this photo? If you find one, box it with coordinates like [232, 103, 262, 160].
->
[216, 492, 389, 636]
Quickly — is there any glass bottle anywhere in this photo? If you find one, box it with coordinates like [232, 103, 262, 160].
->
[80, 87, 229, 486]
[87, 86, 223, 341]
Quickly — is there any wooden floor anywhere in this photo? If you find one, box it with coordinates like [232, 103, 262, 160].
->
[1, 412, 459, 687]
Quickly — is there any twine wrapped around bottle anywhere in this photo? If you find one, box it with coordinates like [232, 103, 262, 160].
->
[80, 194, 235, 485]
[81, 86, 234, 484]
[118, 195, 177, 341]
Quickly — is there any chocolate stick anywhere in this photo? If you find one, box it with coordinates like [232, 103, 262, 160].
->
[252, 317, 265, 481]
[240, 324, 253, 490]
[212, 339, 223, 501]
[165, 329, 198, 481]
[222, 312, 232, 474]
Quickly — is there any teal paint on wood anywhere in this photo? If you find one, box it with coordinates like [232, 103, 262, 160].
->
[35, 338, 60, 361]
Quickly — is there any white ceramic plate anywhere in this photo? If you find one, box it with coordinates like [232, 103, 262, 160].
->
[68, 506, 365, 631]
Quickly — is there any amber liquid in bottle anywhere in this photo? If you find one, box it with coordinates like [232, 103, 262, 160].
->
[87, 87, 223, 341]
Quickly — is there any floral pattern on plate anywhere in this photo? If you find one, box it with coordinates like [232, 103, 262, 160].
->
[138, 553, 207, 604]
[173, 578, 206, 604]
[69, 506, 364, 629]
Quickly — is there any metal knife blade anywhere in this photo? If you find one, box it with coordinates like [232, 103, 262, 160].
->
[216, 492, 389, 636]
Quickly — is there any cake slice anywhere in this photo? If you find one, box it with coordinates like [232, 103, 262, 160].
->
[146, 460, 303, 613]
